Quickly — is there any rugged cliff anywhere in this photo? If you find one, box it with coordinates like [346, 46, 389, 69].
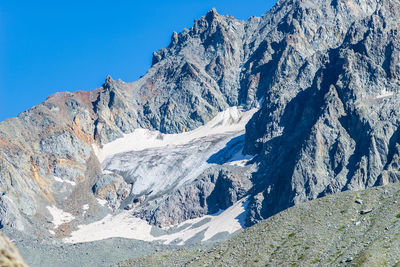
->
[244, 0, 400, 224]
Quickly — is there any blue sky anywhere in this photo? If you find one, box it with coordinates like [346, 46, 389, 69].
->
[0, 0, 276, 121]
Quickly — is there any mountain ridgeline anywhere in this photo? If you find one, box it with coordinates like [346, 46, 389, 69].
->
[0, 0, 399, 241]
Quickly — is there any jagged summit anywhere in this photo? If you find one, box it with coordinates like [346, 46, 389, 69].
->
[102, 74, 126, 90]
[105, 74, 113, 83]
[205, 7, 219, 21]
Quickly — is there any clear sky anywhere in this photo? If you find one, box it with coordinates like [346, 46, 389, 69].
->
[0, 0, 276, 121]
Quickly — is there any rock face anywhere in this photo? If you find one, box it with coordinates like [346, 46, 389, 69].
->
[0, 0, 399, 239]
[0, 231, 28, 267]
[133, 166, 253, 227]
[92, 173, 131, 210]
[244, 0, 400, 224]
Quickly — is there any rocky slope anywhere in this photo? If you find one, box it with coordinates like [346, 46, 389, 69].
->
[0, 0, 399, 252]
[116, 182, 400, 266]
[0, 231, 28, 267]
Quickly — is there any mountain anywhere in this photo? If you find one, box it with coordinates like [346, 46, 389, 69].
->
[117, 182, 400, 266]
[0, 0, 399, 264]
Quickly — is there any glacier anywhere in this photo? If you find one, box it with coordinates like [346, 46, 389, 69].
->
[93, 106, 257, 198]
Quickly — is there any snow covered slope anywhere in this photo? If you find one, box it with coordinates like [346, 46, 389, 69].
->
[93, 107, 257, 198]
[64, 197, 249, 245]
[61, 107, 256, 244]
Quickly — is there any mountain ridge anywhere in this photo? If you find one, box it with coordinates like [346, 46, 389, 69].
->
[0, 0, 399, 254]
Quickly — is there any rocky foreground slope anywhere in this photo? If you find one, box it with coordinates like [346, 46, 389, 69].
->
[0, 232, 28, 267]
[0, 0, 399, 259]
[117, 182, 400, 266]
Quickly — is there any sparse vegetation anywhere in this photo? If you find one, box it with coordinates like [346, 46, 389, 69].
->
[116, 183, 400, 267]
[311, 258, 320, 264]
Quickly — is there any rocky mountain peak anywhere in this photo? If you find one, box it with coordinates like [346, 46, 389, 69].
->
[102, 74, 116, 89]
[105, 74, 113, 83]
[205, 8, 219, 22]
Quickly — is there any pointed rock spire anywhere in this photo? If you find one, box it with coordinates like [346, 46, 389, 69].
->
[205, 8, 219, 22]
[103, 74, 116, 89]
[171, 31, 179, 46]
[105, 74, 114, 83]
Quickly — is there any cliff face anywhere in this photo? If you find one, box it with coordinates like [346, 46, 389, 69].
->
[244, 0, 400, 224]
[0, 0, 399, 238]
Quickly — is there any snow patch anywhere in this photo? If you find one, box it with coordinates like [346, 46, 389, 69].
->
[53, 176, 64, 183]
[82, 204, 89, 211]
[225, 149, 255, 167]
[65, 180, 76, 186]
[64, 212, 153, 243]
[375, 90, 394, 99]
[96, 198, 107, 206]
[63, 197, 249, 245]
[47, 205, 75, 228]
[49, 230, 55, 235]
[227, 158, 254, 167]
[53, 176, 76, 186]
[159, 196, 249, 245]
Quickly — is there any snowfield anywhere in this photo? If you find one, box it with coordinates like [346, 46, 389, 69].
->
[375, 89, 394, 99]
[64, 197, 249, 245]
[47, 205, 75, 228]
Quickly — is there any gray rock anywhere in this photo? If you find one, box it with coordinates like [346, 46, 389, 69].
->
[92, 174, 131, 210]
[360, 209, 373, 215]
[133, 166, 253, 227]
[243, 0, 400, 225]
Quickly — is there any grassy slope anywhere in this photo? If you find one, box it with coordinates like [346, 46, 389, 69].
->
[117, 183, 400, 266]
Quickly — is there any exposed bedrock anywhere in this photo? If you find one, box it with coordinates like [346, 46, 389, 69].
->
[132, 166, 253, 228]
[244, 0, 400, 225]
